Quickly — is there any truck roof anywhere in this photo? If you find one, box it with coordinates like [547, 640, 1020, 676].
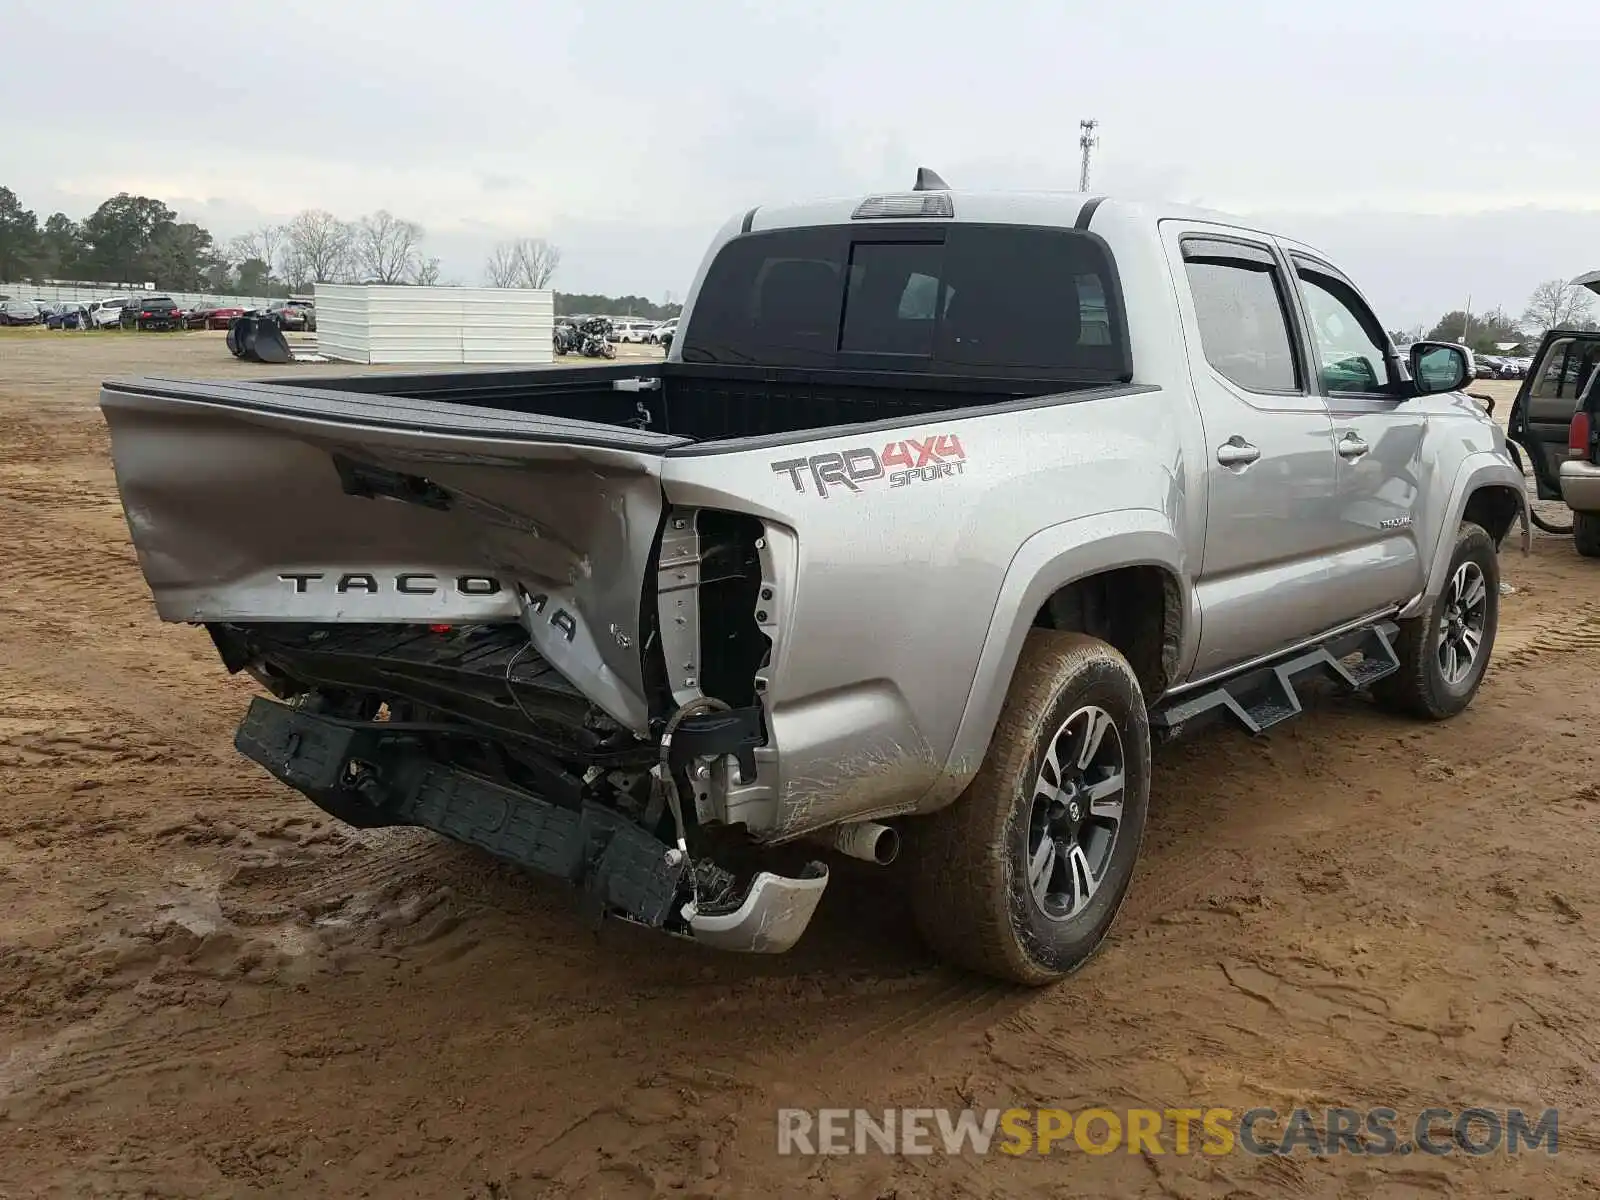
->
[731, 189, 1345, 293]
[745, 190, 1244, 234]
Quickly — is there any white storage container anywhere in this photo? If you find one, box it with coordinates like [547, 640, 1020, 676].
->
[314, 285, 554, 365]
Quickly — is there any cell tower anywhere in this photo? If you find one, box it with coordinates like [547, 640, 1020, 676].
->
[1079, 119, 1099, 192]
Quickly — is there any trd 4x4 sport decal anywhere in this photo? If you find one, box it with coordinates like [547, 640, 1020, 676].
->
[770, 434, 967, 499]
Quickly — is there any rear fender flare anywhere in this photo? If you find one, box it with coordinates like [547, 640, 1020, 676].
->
[924, 509, 1191, 811]
[1400, 454, 1529, 619]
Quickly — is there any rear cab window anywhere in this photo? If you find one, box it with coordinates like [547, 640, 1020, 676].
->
[680, 223, 1131, 383]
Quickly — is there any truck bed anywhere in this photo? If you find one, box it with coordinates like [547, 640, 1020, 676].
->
[99, 361, 1118, 741]
[252, 361, 1069, 444]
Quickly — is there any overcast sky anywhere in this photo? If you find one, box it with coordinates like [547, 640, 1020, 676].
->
[7, 0, 1599, 324]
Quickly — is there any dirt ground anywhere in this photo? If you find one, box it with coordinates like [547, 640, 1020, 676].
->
[1, 331, 1598, 1199]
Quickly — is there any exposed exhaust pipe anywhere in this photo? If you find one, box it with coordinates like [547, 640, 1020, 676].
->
[830, 821, 900, 866]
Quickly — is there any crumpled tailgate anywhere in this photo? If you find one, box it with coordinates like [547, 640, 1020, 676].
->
[99, 377, 691, 732]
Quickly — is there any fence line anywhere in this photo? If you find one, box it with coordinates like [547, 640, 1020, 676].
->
[0, 282, 278, 310]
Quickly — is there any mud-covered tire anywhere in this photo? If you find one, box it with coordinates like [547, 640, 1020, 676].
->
[1574, 511, 1600, 558]
[1376, 521, 1498, 720]
[909, 631, 1151, 986]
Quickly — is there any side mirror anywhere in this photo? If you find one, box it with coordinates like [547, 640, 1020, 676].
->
[1409, 341, 1470, 395]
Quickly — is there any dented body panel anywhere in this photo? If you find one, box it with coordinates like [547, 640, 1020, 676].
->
[101, 194, 1527, 865]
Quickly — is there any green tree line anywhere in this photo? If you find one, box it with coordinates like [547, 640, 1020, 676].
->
[1400, 280, 1600, 354]
[1, 184, 682, 316]
[555, 293, 681, 320]
[0, 185, 244, 293]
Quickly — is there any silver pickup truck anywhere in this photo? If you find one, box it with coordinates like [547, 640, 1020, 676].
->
[101, 176, 1529, 984]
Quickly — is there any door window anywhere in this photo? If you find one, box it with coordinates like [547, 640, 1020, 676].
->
[1294, 265, 1395, 395]
[1532, 337, 1600, 401]
[1181, 240, 1302, 393]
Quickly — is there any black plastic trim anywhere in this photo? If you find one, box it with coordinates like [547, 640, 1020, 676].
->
[1074, 196, 1106, 229]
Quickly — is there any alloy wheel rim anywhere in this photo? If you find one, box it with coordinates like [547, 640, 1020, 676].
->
[1025, 705, 1126, 921]
[1437, 561, 1488, 686]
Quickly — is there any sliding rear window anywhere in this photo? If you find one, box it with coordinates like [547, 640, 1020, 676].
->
[681, 223, 1130, 381]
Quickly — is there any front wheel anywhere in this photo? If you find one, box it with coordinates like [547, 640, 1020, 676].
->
[909, 631, 1151, 985]
[1376, 521, 1498, 719]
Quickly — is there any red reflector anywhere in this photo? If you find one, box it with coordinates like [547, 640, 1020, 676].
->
[429, 624, 453, 634]
[1569, 412, 1592, 458]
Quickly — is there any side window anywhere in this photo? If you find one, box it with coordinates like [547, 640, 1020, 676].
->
[1533, 338, 1600, 401]
[1181, 240, 1301, 393]
[1533, 339, 1575, 399]
[1294, 264, 1395, 395]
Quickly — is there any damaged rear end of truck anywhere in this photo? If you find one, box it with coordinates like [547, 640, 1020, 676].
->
[100, 195, 1146, 965]
[100, 369, 830, 953]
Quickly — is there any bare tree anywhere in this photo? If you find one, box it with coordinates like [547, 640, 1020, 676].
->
[1524, 278, 1596, 333]
[285, 209, 354, 284]
[483, 237, 560, 289]
[280, 246, 309, 292]
[229, 224, 286, 284]
[484, 242, 520, 288]
[353, 210, 425, 283]
[413, 256, 442, 286]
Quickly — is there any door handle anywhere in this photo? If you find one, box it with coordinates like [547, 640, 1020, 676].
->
[1337, 432, 1370, 459]
[1216, 438, 1261, 467]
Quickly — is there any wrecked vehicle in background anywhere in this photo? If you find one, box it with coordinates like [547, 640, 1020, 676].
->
[100, 175, 1528, 984]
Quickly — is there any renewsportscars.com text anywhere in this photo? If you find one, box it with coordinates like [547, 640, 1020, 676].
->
[776, 1106, 1559, 1158]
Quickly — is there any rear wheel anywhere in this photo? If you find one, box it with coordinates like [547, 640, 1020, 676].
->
[909, 631, 1150, 985]
[1574, 511, 1600, 558]
[1376, 522, 1498, 719]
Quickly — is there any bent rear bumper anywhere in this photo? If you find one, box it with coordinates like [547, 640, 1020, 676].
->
[232, 695, 827, 952]
[1559, 458, 1600, 513]
[683, 865, 829, 954]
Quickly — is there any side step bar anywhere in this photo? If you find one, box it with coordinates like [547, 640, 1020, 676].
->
[1151, 622, 1401, 739]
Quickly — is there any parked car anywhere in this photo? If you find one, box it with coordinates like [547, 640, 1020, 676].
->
[610, 320, 655, 344]
[647, 318, 679, 345]
[1509, 326, 1600, 546]
[267, 300, 316, 333]
[98, 181, 1531, 984]
[196, 305, 246, 331]
[1561, 359, 1600, 556]
[88, 297, 133, 329]
[120, 296, 182, 331]
[0, 300, 43, 326]
[46, 303, 89, 330]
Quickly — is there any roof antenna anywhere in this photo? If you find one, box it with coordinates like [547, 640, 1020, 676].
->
[913, 167, 950, 192]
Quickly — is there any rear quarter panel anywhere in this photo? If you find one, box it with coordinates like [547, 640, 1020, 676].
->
[662, 385, 1189, 836]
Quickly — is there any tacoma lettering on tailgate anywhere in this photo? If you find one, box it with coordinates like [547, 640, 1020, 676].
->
[770, 434, 967, 499]
[278, 572, 505, 596]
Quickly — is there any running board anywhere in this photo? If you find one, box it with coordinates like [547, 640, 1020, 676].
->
[1151, 621, 1401, 739]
